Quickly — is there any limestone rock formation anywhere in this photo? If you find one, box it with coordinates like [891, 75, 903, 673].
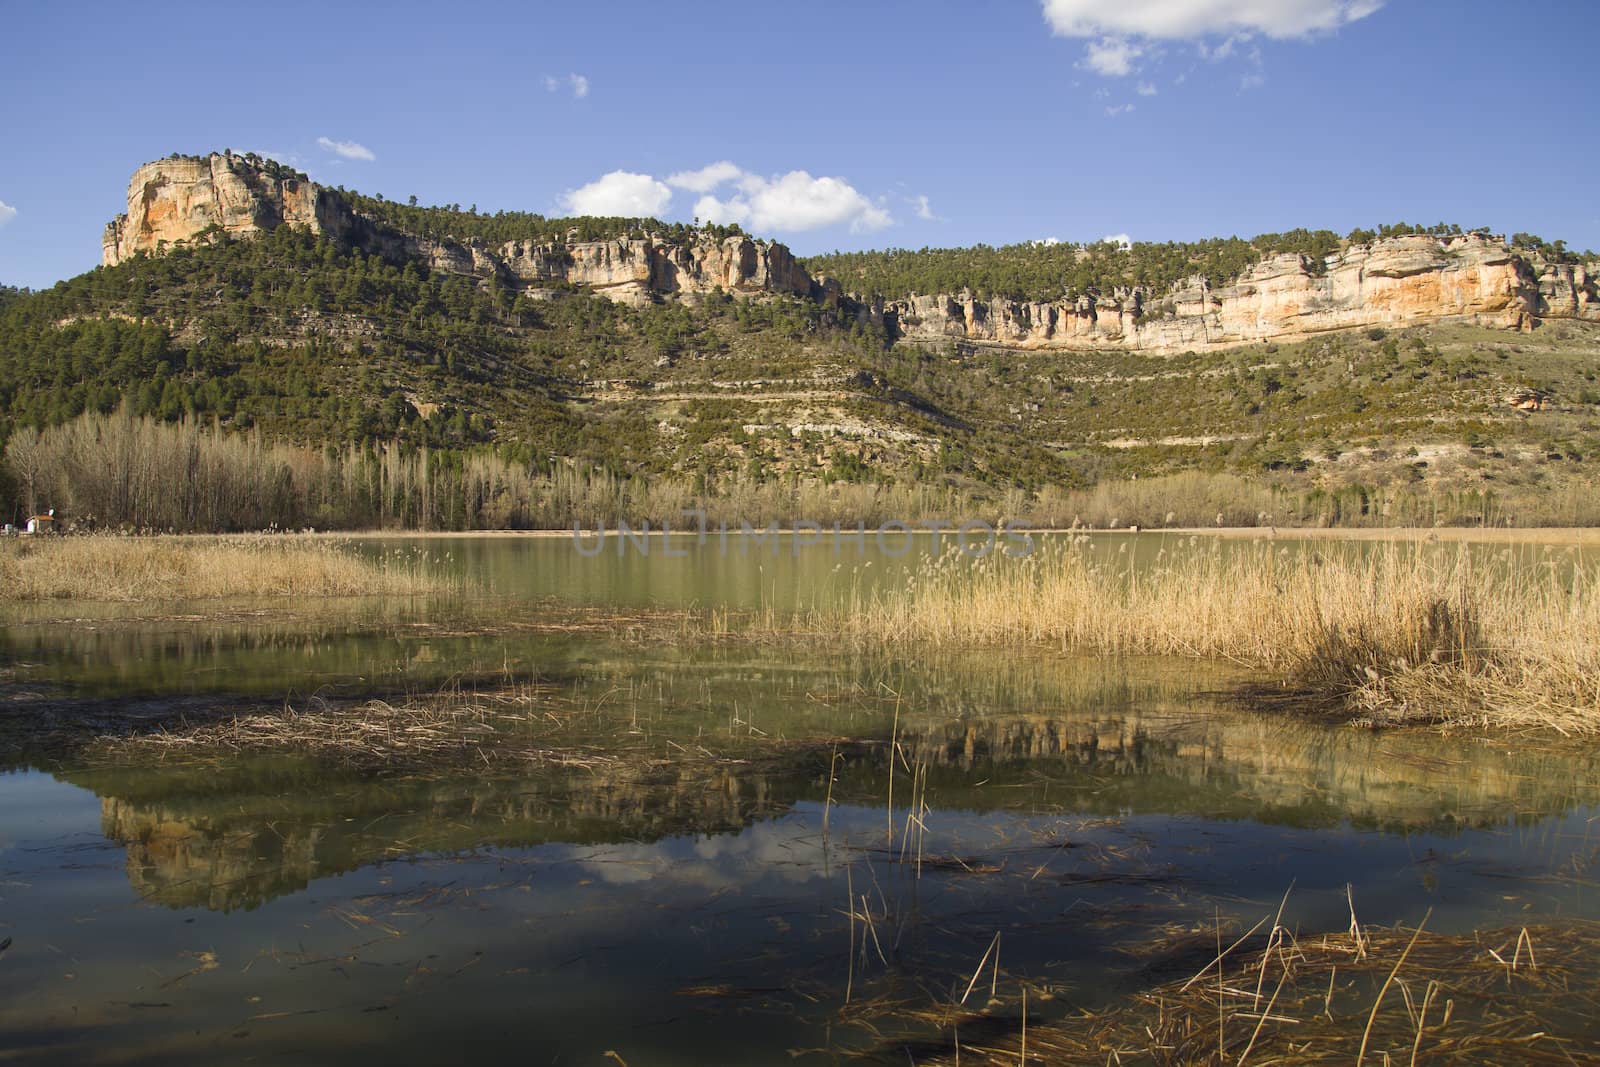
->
[104, 153, 827, 309]
[102, 153, 1600, 352]
[880, 234, 1599, 353]
[103, 153, 334, 265]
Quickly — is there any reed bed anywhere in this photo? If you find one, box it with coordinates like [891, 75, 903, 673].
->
[905, 918, 1600, 1065]
[92, 683, 840, 773]
[112, 691, 535, 768]
[806, 537, 1600, 733]
[0, 535, 449, 600]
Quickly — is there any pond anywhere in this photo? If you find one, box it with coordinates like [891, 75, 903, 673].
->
[2, 533, 1598, 1063]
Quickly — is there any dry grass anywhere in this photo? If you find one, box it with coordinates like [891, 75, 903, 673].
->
[804, 537, 1600, 733]
[110, 689, 537, 768]
[95, 684, 640, 771]
[89, 682, 841, 774]
[901, 917, 1600, 1065]
[0, 535, 451, 601]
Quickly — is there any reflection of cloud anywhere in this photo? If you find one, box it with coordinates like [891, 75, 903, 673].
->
[580, 853, 659, 884]
[575, 816, 833, 889]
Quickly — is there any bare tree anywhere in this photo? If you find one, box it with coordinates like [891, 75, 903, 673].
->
[4, 427, 44, 518]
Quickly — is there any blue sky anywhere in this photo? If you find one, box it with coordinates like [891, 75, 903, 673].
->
[2, 0, 1596, 289]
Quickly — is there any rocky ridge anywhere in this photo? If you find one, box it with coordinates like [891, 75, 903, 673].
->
[104, 153, 1598, 353]
[103, 152, 828, 306]
[868, 235, 1599, 352]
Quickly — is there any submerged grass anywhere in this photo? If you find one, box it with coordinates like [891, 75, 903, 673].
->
[800, 536, 1600, 733]
[81, 681, 853, 775]
[0, 535, 450, 600]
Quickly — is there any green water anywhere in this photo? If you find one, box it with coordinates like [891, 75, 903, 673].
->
[2, 535, 1599, 1064]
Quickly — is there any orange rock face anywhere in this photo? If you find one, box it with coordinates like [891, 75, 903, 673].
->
[103, 154, 326, 265]
[886, 234, 1596, 353]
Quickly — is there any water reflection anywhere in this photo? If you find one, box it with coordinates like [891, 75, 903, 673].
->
[44, 649, 1600, 915]
[4, 534, 1600, 1063]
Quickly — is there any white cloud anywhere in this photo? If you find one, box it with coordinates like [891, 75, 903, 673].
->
[1049, 1, 1380, 80]
[1104, 103, 1137, 117]
[1241, 72, 1267, 90]
[695, 170, 891, 233]
[1042, 0, 1383, 40]
[1084, 37, 1143, 76]
[666, 161, 744, 193]
[1136, 81, 1158, 96]
[545, 73, 589, 99]
[1102, 233, 1133, 248]
[316, 137, 376, 162]
[564, 162, 892, 232]
[0, 200, 15, 227]
[561, 170, 673, 217]
[911, 194, 937, 221]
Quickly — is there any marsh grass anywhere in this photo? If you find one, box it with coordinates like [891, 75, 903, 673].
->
[0, 535, 451, 601]
[897, 917, 1600, 1065]
[803, 536, 1600, 733]
[88, 679, 856, 775]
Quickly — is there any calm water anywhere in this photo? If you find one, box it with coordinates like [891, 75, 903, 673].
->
[2, 535, 1599, 1064]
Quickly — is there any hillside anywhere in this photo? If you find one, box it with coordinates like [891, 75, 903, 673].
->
[2, 151, 1600, 529]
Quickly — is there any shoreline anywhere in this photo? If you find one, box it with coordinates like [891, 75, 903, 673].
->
[129, 525, 1600, 545]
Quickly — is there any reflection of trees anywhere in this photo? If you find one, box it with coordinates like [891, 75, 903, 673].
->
[39, 642, 1600, 912]
[90, 761, 795, 912]
[72, 697, 1600, 913]
[888, 711, 1600, 830]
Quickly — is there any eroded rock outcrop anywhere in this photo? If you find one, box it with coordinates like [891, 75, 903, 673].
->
[103, 154, 1599, 350]
[879, 234, 1600, 353]
[103, 153, 819, 308]
[496, 232, 816, 302]
[103, 154, 336, 265]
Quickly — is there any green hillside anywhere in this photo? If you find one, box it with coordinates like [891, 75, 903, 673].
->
[3, 202, 1600, 530]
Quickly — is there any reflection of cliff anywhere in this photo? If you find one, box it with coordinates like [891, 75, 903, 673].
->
[92, 762, 792, 912]
[74, 695, 1600, 912]
[52, 643, 1600, 913]
[888, 712, 1600, 829]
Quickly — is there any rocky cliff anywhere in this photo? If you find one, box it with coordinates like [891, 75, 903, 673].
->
[104, 153, 824, 306]
[102, 154, 337, 265]
[104, 154, 1598, 351]
[870, 234, 1600, 352]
